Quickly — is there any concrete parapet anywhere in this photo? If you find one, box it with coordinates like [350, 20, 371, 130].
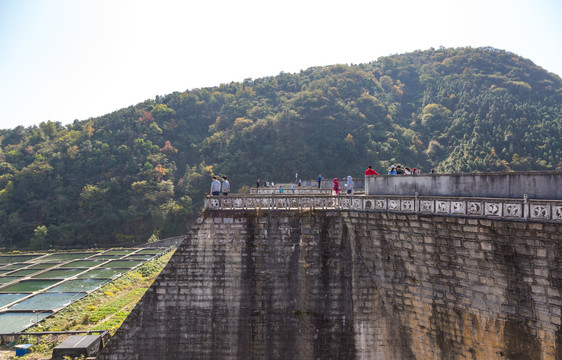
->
[365, 170, 562, 199]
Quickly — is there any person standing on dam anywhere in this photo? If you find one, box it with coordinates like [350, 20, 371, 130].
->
[346, 176, 354, 194]
[210, 176, 221, 196]
[221, 176, 230, 196]
[365, 165, 379, 176]
[332, 178, 341, 194]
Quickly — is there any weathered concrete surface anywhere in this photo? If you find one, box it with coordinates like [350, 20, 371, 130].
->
[365, 171, 562, 199]
[98, 210, 562, 359]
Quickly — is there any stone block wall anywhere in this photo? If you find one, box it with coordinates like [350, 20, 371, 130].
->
[98, 210, 562, 359]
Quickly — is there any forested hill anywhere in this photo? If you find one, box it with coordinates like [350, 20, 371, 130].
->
[1, 47, 561, 249]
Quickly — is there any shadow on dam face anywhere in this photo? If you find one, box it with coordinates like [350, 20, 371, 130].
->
[98, 210, 562, 360]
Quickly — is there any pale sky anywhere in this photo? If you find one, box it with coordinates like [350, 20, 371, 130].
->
[0, 0, 560, 130]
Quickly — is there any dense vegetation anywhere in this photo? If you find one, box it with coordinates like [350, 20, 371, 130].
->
[0, 47, 560, 249]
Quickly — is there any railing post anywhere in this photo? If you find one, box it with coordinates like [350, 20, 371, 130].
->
[337, 194, 341, 210]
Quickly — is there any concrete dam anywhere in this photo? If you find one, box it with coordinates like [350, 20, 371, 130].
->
[98, 172, 562, 359]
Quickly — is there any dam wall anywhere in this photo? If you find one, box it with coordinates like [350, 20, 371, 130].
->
[98, 209, 562, 359]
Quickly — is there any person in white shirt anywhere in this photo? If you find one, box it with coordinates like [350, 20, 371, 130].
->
[346, 176, 354, 194]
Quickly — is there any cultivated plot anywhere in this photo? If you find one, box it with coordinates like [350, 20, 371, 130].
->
[0, 247, 169, 333]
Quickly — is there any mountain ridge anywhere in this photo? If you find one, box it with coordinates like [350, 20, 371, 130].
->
[0, 46, 560, 249]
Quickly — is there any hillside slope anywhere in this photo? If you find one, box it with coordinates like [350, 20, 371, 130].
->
[0, 47, 560, 248]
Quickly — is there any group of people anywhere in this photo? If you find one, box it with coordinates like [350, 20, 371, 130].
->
[364, 164, 423, 175]
[330, 164, 435, 195]
[319, 173, 353, 195]
[385, 165, 435, 175]
[331, 175, 355, 195]
[210, 176, 230, 196]
[328, 165, 380, 195]
[365, 164, 434, 175]
[256, 179, 278, 188]
[211, 164, 435, 197]
[386, 165, 417, 175]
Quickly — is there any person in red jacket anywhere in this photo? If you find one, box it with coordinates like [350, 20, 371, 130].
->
[365, 165, 379, 176]
[332, 178, 341, 194]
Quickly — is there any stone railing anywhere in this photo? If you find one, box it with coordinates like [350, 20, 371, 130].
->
[249, 188, 333, 195]
[204, 194, 562, 222]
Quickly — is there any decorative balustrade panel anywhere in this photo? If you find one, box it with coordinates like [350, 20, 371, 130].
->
[204, 195, 562, 222]
[249, 188, 333, 195]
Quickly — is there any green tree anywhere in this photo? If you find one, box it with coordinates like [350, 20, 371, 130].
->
[30, 225, 48, 249]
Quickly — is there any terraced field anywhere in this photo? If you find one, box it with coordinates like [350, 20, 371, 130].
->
[0, 247, 170, 333]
